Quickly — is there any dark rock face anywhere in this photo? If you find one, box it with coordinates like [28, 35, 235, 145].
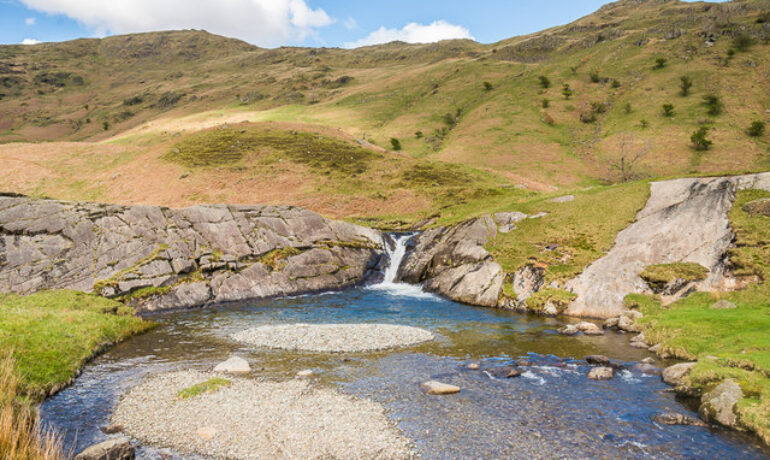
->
[0, 195, 384, 312]
[398, 216, 503, 307]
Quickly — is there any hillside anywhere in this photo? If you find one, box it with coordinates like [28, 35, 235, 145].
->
[0, 0, 769, 221]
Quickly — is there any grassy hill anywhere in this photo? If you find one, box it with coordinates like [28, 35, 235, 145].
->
[0, 0, 768, 221]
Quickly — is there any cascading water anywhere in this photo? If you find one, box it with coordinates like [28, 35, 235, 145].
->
[382, 233, 412, 284]
[369, 233, 432, 297]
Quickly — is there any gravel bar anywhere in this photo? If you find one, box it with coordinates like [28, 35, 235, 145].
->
[112, 371, 413, 459]
[231, 323, 435, 353]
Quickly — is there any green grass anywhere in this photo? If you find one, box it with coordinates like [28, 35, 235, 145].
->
[639, 262, 709, 290]
[484, 180, 650, 282]
[637, 189, 770, 443]
[177, 377, 231, 399]
[163, 126, 383, 175]
[258, 247, 302, 271]
[525, 288, 577, 314]
[0, 290, 152, 400]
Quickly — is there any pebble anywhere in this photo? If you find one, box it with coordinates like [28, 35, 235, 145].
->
[232, 323, 434, 353]
[466, 362, 480, 370]
[297, 369, 314, 378]
[213, 356, 251, 375]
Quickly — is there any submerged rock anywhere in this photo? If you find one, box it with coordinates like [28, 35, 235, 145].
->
[214, 356, 251, 375]
[699, 379, 743, 428]
[652, 412, 708, 427]
[420, 381, 461, 395]
[74, 437, 134, 460]
[588, 367, 614, 380]
[466, 362, 480, 370]
[488, 366, 522, 379]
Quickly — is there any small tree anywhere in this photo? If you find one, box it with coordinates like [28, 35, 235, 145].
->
[390, 138, 402, 151]
[611, 79, 621, 88]
[561, 83, 573, 100]
[732, 33, 754, 52]
[591, 102, 607, 114]
[691, 127, 712, 150]
[102, 121, 109, 131]
[589, 69, 600, 83]
[662, 104, 675, 117]
[538, 76, 551, 89]
[747, 121, 765, 137]
[653, 57, 667, 69]
[679, 76, 693, 96]
[611, 135, 652, 182]
[483, 81, 493, 91]
[414, 131, 423, 139]
[639, 119, 649, 129]
[542, 98, 550, 108]
[703, 94, 723, 116]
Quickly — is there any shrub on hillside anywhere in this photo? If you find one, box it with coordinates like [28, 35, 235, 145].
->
[390, 138, 402, 151]
[639, 119, 649, 129]
[542, 98, 550, 108]
[653, 57, 667, 69]
[123, 95, 144, 106]
[414, 131, 423, 139]
[611, 79, 621, 88]
[580, 110, 596, 123]
[679, 76, 693, 97]
[483, 81, 493, 91]
[624, 103, 632, 114]
[538, 76, 551, 89]
[703, 94, 723, 116]
[691, 127, 712, 150]
[747, 121, 765, 137]
[732, 33, 754, 52]
[589, 69, 600, 83]
[561, 83, 573, 100]
[662, 104, 675, 117]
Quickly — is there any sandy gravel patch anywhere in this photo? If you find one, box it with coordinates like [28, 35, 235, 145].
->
[112, 371, 413, 459]
[231, 323, 435, 353]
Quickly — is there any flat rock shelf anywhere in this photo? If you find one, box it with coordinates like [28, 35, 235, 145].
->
[112, 371, 413, 459]
[231, 323, 435, 353]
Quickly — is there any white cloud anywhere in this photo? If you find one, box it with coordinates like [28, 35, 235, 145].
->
[21, 38, 41, 45]
[344, 17, 357, 31]
[25, 17, 36, 25]
[344, 20, 473, 48]
[18, 0, 334, 47]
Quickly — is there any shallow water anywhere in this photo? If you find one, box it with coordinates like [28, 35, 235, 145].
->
[40, 284, 769, 459]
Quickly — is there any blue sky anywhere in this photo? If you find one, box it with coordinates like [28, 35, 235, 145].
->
[0, 0, 722, 48]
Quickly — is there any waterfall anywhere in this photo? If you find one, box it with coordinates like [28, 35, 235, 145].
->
[382, 233, 412, 284]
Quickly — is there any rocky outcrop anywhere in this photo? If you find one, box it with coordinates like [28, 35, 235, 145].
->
[0, 195, 384, 312]
[699, 379, 743, 428]
[565, 173, 770, 318]
[398, 216, 503, 307]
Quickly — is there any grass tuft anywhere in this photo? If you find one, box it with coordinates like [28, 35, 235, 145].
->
[177, 377, 231, 399]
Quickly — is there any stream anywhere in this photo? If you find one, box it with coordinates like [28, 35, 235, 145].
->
[40, 236, 770, 459]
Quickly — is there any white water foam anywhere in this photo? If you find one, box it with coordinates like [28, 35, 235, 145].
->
[367, 234, 437, 299]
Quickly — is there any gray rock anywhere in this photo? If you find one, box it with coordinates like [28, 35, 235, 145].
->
[399, 216, 502, 307]
[617, 314, 640, 332]
[419, 381, 460, 395]
[0, 196, 385, 312]
[630, 341, 649, 349]
[641, 357, 656, 365]
[213, 356, 251, 375]
[488, 366, 522, 378]
[662, 362, 697, 386]
[528, 212, 548, 219]
[699, 379, 743, 427]
[74, 437, 134, 460]
[576, 321, 603, 335]
[493, 211, 527, 233]
[588, 367, 614, 380]
[566, 173, 770, 318]
[511, 264, 545, 304]
[559, 325, 580, 336]
[710, 300, 737, 310]
[652, 412, 708, 427]
[630, 363, 661, 375]
[550, 195, 575, 203]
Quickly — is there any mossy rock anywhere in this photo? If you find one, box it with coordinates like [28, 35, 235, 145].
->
[743, 199, 770, 218]
[640, 262, 709, 291]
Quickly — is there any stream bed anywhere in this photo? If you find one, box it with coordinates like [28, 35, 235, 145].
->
[40, 282, 769, 459]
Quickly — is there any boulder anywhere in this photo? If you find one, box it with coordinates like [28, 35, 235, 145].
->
[710, 300, 736, 310]
[588, 367, 614, 380]
[630, 342, 649, 349]
[559, 325, 580, 336]
[699, 379, 743, 427]
[630, 332, 645, 343]
[603, 317, 619, 329]
[641, 357, 656, 365]
[586, 355, 610, 365]
[488, 366, 522, 379]
[75, 437, 134, 460]
[493, 212, 528, 233]
[576, 321, 604, 336]
[662, 362, 696, 386]
[213, 356, 251, 375]
[617, 314, 640, 332]
[630, 363, 661, 375]
[101, 424, 123, 434]
[419, 381, 461, 395]
[651, 412, 708, 427]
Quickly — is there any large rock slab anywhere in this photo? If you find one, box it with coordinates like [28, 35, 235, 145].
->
[399, 216, 503, 307]
[0, 195, 385, 312]
[699, 379, 743, 428]
[74, 437, 134, 460]
[566, 173, 770, 318]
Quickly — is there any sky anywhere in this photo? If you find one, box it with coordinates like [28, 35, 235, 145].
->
[0, 0, 724, 48]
